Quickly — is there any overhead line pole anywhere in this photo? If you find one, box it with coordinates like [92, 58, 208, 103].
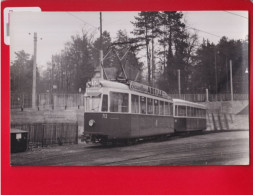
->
[214, 49, 218, 101]
[32, 32, 37, 109]
[230, 60, 234, 101]
[100, 12, 104, 79]
[177, 69, 181, 99]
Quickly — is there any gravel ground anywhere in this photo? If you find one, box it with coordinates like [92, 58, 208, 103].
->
[11, 130, 249, 166]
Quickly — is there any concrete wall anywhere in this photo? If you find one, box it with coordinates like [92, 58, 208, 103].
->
[202, 100, 249, 114]
[206, 113, 249, 131]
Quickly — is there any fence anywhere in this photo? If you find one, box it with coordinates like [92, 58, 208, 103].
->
[38, 93, 85, 108]
[169, 93, 249, 102]
[11, 92, 249, 109]
[11, 93, 85, 109]
[11, 93, 32, 109]
[11, 122, 78, 148]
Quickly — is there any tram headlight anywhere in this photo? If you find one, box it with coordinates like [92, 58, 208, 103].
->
[89, 119, 95, 127]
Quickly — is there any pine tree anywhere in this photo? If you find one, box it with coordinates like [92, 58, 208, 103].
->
[131, 11, 160, 85]
[157, 11, 187, 93]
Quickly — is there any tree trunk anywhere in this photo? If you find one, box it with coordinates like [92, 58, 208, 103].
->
[151, 37, 155, 86]
[145, 26, 151, 85]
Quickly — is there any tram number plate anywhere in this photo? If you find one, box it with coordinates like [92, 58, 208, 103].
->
[102, 114, 107, 119]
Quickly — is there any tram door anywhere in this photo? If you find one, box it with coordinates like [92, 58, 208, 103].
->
[174, 118, 186, 132]
[108, 92, 129, 138]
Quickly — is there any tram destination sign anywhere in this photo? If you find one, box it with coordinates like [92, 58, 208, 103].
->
[129, 81, 171, 100]
[86, 78, 101, 88]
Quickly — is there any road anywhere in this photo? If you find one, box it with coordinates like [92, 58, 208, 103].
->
[11, 130, 249, 166]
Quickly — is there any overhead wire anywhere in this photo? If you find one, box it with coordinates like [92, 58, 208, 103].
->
[185, 25, 222, 39]
[67, 12, 99, 30]
[223, 11, 248, 20]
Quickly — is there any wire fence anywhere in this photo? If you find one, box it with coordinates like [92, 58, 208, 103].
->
[11, 92, 248, 110]
[169, 93, 249, 102]
[11, 93, 85, 109]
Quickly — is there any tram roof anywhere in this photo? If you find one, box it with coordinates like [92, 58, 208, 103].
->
[100, 80, 130, 90]
[99, 80, 172, 100]
[173, 99, 207, 109]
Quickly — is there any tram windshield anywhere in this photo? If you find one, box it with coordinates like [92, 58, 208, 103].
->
[85, 94, 101, 112]
[110, 92, 129, 113]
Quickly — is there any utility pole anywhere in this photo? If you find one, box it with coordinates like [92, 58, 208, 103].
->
[214, 49, 218, 101]
[100, 12, 104, 79]
[51, 56, 55, 109]
[225, 56, 229, 94]
[230, 60, 233, 101]
[206, 88, 209, 102]
[32, 32, 37, 109]
[177, 69, 181, 99]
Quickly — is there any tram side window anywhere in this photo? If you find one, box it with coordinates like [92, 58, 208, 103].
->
[200, 109, 206, 117]
[140, 96, 146, 114]
[190, 107, 194, 117]
[101, 94, 108, 112]
[178, 106, 186, 116]
[154, 99, 159, 115]
[203, 109, 206, 117]
[147, 98, 153, 114]
[187, 106, 191, 117]
[131, 94, 139, 114]
[110, 92, 129, 113]
[198, 109, 201, 117]
[175, 105, 178, 116]
[170, 103, 173, 116]
[193, 107, 197, 117]
[159, 101, 164, 115]
[200, 109, 203, 117]
[164, 102, 169, 115]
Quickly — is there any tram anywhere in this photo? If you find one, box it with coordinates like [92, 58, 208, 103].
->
[83, 78, 207, 145]
[84, 79, 174, 144]
[173, 99, 207, 132]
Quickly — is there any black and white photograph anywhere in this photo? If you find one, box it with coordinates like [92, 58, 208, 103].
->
[10, 11, 249, 166]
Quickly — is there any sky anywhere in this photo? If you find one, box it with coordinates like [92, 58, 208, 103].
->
[10, 11, 248, 71]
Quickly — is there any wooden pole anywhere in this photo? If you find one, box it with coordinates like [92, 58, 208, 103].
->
[177, 69, 181, 98]
[230, 60, 233, 101]
[32, 32, 37, 109]
[100, 12, 104, 79]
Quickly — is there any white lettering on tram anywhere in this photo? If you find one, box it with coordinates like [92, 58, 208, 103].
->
[129, 81, 171, 100]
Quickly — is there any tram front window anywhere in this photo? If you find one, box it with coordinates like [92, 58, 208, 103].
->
[85, 95, 101, 112]
[110, 92, 129, 113]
